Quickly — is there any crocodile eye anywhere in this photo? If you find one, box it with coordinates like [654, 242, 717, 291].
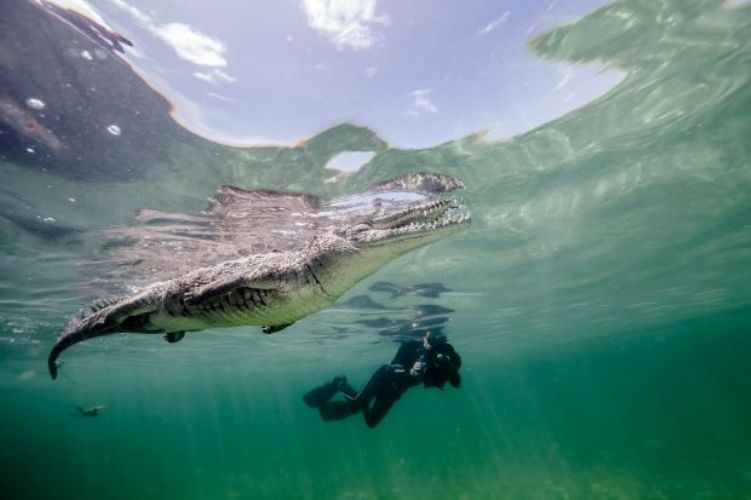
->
[343, 223, 372, 238]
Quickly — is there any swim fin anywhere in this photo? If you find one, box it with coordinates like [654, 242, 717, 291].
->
[303, 382, 338, 408]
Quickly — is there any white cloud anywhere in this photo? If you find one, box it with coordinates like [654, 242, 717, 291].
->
[108, 0, 150, 25]
[108, 0, 228, 67]
[194, 68, 238, 84]
[409, 89, 438, 114]
[303, 0, 389, 51]
[156, 23, 227, 67]
[476, 11, 510, 37]
[207, 92, 236, 103]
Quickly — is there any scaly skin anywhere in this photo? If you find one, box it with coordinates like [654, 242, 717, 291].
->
[48, 172, 471, 379]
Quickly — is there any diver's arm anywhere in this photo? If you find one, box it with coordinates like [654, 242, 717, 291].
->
[409, 360, 426, 377]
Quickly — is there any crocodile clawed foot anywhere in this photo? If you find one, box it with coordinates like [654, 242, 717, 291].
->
[164, 331, 185, 343]
[262, 323, 294, 334]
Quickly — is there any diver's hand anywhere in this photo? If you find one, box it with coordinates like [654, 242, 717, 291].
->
[409, 361, 425, 377]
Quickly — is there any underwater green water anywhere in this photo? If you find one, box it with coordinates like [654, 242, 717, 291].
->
[2, 0, 751, 498]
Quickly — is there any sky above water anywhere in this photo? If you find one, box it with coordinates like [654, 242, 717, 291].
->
[51, 0, 623, 148]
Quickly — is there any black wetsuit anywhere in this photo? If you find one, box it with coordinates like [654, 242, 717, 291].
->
[303, 340, 461, 428]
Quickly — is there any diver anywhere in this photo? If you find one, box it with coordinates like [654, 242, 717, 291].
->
[303, 330, 461, 428]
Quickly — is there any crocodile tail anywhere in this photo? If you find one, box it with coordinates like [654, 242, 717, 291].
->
[48, 289, 160, 379]
[48, 323, 117, 379]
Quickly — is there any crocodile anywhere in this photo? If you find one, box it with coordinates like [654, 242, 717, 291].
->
[48, 172, 471, 379]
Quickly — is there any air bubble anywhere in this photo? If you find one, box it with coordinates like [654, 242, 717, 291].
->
[25, 98, 46, 110]
[107, 125, 121, 136]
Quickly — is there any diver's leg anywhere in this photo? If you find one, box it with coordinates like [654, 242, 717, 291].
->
[362, 379, 402, 428]
[363, 393, 399, 428]
[347, 365, 399, 426]
[339, 380, 357, 399]
[344, 365, 390, 406]
[317, 365, 390, 422]
[318, 401, 359, 421]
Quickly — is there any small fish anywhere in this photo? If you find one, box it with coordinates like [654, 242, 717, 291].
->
[75, 405, 106, 417]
